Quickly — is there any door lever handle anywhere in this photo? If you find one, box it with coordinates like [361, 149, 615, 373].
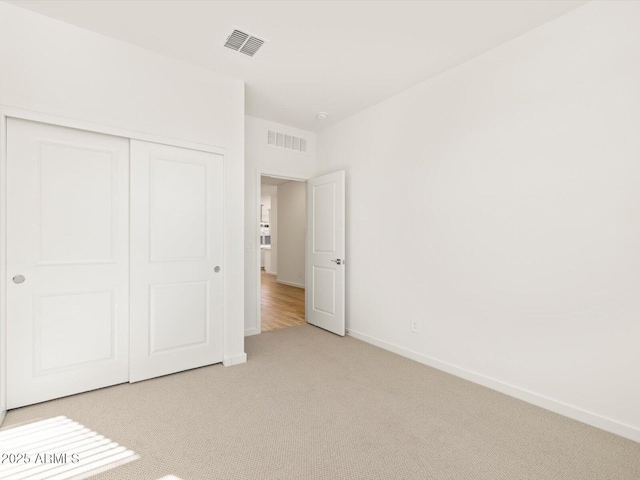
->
[330, 259, 343, 265]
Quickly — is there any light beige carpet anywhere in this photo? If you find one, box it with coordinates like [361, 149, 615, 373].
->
[0, 416, 138, 479]
[2, 325, 639, 479]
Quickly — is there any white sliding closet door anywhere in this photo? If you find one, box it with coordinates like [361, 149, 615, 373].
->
[129, 140, 224, 382]
[6, 118, 130, 409]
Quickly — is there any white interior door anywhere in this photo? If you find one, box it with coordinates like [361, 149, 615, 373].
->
[306, 170, 346, 336]
[6, 118, 130, 409]
[129, 140, 224, 382]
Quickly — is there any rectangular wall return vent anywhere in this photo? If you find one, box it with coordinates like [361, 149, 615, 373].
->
[267, 130, 307, 153]
[224, 29, 265, 57]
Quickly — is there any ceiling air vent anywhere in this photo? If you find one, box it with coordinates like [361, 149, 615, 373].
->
[224, 29, 265, 57]
[267, 130, 308, 154]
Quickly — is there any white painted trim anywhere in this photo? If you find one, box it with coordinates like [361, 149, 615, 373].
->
[244, 328, 260, 337]
[276, 279, 305, 289]
[255, 168, 311, 335]
[346, 328, 640, 443]
[0, 106, 227, 155]
[0, 112, 7, 425]
[254, 171, 263, 336]
[223, 352, 247, 367]
[0, 105, 237, 412]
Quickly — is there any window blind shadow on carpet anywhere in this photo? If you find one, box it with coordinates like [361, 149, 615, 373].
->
[0, 415, 138, 479]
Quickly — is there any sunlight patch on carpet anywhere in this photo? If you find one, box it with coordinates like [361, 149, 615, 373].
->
[0, 416, 138, 479]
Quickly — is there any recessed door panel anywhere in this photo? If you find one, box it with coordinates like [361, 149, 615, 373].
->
[130, 140, 223, 382]
[38, 143, 117, 265]
[312, 267, 336, 315]
[150, 281, 209, 354]
[6, 118, 129, 409]
[150, 158, 208, 261]
[312, 183, 336, 253]
[37, 290, 115, 372]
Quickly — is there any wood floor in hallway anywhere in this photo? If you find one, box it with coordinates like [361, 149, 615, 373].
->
[261, 270, 306, 332]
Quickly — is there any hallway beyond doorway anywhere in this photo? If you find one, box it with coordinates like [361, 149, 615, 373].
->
[261, 271, 305, 332]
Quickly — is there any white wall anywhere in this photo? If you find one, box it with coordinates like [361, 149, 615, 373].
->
[260, 196, 271, 213]
[317, 1, 640, 442]
[0, 2, 247, 415]
[261, 184, 278, 197]
[260, 185, 278, 274]
[245, 116, 316, 335]
[277, 181, 306, 288]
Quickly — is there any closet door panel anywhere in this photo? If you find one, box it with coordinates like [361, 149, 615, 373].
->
[6, 118, 130, 409]
[129, 140, 224, 382]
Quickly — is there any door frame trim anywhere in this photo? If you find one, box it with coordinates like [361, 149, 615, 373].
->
[0, 111, 7, 420]
[250, 168, 310, 336]
[0, 105, 233, 416]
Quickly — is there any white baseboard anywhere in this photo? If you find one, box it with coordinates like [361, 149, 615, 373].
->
[346, 328, 640, 443]
[223, 352, 247, 367]
[276, 279, 305, 289]
[0, 410, 5, 427]
[245, 327, 260, 337]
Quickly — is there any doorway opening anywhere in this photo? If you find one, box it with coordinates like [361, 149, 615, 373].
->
[260, 175, 307, 332]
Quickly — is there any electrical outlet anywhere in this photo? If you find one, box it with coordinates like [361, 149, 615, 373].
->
[410, 318, 421, 334]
